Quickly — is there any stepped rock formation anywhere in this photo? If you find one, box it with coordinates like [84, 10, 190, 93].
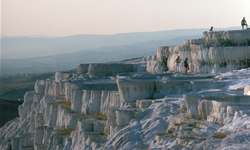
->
[156, 30, 250, 74]
[0, 30, 250, 150]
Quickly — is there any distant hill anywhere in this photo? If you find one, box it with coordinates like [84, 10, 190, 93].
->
[0, 27, 241, 77]
[1, 35, 200, 76]
[1, 28, 210, 59]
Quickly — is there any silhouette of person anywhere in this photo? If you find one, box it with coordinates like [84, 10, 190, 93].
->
[241, 17, 248, 30]
[209, 26, 213, 31]
[184, 58, 189, 73]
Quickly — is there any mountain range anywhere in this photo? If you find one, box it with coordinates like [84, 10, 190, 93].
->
[0, 27, 240, 77]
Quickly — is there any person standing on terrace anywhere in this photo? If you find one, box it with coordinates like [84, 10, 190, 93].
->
[209, 26, 213, 31]
[241, 17, 248, 30]
[184, 58, 189, 73]
[175, 56, 181, 72]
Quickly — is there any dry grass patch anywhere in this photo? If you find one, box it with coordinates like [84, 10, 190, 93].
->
[184, 113, 202, 120]
[64, 106, 73, 112]
[56, 99, 71, 105]
[187, 122, 196, 127]
[184, 113, 189, 119]
[91, 114, 107, 120]
[55, 99, 73, 112]
[89, 132, 107, 138]
[178, 107, 187, 113]
[183, 132, 195, 139]
[156, 132, 167, 136]
[58, 128, 73, 135]
[167, 129, 173, 134]
[195, 115, 202, 120]
[171, 132, 177, 137]
[213, 132, 227, 138]
[175, 121, 187, 126]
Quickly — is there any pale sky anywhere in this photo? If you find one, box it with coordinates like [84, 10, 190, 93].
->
[1, 0, 250, 36]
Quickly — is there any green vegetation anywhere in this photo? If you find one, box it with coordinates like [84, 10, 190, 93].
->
[167, 129, 173, 134]
[0, 99, 23, 127]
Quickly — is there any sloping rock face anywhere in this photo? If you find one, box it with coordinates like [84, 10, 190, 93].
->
[1, 30, 250, 150]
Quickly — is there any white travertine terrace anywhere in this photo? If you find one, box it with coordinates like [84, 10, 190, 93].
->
[203, 30, 250, 45]
[1, 30, 250, 150]
[156, 30, 250, 74]
[184, 37, 205, 45]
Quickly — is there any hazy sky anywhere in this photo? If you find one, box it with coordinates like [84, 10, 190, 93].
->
[1, 0, 250, 36]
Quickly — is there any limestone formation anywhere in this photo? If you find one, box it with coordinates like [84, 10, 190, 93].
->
[156, 30, 250, 74]
[1, 29, 250, 150]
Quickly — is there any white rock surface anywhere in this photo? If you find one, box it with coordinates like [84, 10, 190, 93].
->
[146, 60, 166, 74]
[117, 78, 155, 102]
[1, 29, 250, 150]
[142, 55, 157, 61]
[184, 37, 205, 45]
[77, 64, 90, 74]
[158, 44, 250, 74]
[156, 30, 250, 74]
[244, 85, 250, 95]
[203, 30, 250, 45]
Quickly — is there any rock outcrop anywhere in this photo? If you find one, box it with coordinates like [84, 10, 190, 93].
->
[1, 30, 250, 150]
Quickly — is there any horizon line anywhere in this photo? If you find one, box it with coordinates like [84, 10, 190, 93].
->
[1, 26, 241, 38]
